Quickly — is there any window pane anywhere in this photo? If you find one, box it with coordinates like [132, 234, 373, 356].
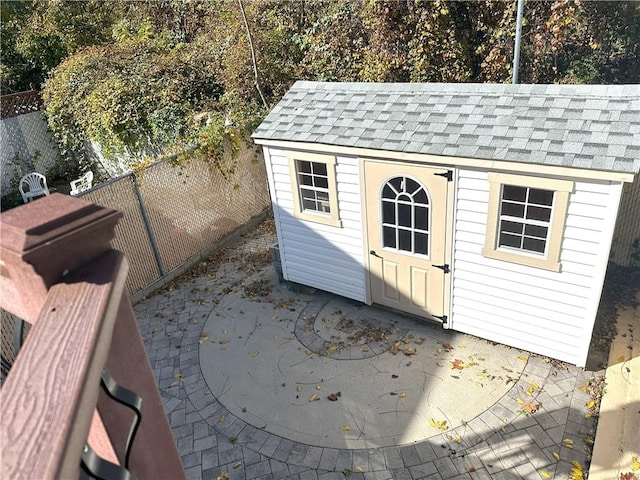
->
[383, 226, 396, 248]
[414, 232, 429, 255]
[503, 185, 526, 202]
[317, 191, 329, 202]
[527, 206, 552, 222]
[405, 178, 420, 194]
[302, 198, 316, 210]
[398, 229, 411, 251]
[523, 237, 546, 253]
[501, 201, 525, 218]
[500, 220, 524, 234]
[300, 188, 315, 201]
[389, 177, 403, 192]
[398, 203, 411, 227]
[529, 188, 554, 206]
[413, 188, 428, 205]
[499, 232, 522, 248]
[524, 224, 548, 239]
[415, 206, 429, 231]
[313, 162, 327, 176]
[382, 184, 394, 199]
[315, 176, 329, 189]
[298, 161, 312, 173]
[382, 201, 395, 224]
[299, 173, 314, 186]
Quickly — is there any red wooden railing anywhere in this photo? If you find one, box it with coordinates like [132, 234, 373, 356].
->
[0, 194, 185, 479]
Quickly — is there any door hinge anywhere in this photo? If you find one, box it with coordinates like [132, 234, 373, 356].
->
[434, 264, 450, 274]
[434, 314, 448, 324]
[434, 170, 453, 182]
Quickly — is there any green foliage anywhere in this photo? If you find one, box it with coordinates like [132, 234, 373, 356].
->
[30, 0, 640, 178]
[1, 0, 119, 93]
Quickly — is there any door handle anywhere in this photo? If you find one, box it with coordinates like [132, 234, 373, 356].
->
[370, 250, 382, 258]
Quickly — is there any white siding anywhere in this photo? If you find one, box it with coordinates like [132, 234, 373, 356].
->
[264, 147, 366, 301]
[451, 169, 619, 366]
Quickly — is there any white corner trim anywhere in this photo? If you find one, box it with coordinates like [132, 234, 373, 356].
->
[576, 181, 625, 367]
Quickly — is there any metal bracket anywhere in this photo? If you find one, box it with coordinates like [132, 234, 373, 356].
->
[81, 444, 137, 480]
[433, 314, 448, 324]
[100, 369, 143, 469]
[370, 250, 382, 258]
[434, 170, 453, 182]
[433, 264, 450, 274]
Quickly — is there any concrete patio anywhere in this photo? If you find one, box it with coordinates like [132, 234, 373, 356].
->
[133, 222, 605, 480]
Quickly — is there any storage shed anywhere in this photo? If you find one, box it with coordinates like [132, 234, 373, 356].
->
[252, 82, 640, 367]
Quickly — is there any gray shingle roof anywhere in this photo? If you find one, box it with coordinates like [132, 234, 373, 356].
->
[253, 82, 640, 174]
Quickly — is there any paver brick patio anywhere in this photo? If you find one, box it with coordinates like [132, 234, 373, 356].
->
[133, 225, 603, 479]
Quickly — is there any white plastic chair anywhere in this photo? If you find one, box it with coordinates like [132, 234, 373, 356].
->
[19, 172, 50, 203]
[70, 171, 93, 196]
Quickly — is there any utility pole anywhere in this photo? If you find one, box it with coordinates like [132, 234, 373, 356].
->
[512, 0, 525, 84]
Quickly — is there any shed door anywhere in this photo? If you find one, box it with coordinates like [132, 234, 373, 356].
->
[364, 161, 450, 321]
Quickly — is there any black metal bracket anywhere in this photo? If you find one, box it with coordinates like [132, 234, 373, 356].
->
[434, 264, 450, 274]
[433, 314, 448, 324]
[434, 170, 453, 181]
[80, 368, 143, 479]
[81, 444, 137, 480]
[370, 250, 382, 258]
[100, 369, 143, 470]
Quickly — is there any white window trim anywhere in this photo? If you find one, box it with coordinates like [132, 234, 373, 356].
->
[287, 152, 342, 228]
[482, 172, 574, 272]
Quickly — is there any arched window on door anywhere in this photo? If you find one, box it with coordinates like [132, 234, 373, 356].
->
[381, 176, 431, 257]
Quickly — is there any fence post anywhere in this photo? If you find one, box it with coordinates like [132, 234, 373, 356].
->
[132, 173, 166, 276]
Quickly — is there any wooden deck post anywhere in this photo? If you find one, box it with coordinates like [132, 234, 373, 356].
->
[0, 194, 185, 479]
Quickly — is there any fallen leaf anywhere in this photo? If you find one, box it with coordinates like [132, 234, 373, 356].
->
[436, 348, 443, 355]
[316, 385, 322, 390]
[451, 359, 465, 370]
[586, 400, 596, 409]
[540, 470, 552, 479]
[219, 415, 226, 423]
[296, 384, 302, 393]
[398, 392, 406, 399]
[454, 435, 462, 444]
[305, 350, 312, 356]
[216, 473, 230, 480]
[327, 393, 339, 401]
[390, 344, 400, 355]
[632, 456, 640, 471]
[442, 342, 454, 351]
[360, 347, 369, 352]
[251, 351, 259, 358]
[468, 466, 477, 473]
[516, 397, 525, 406]
[354, 466, 363, 472]
[618, 355, 626, 362]
[518, 356, 528, 361]
[403, 346, 416, 356]
[522, 402, 539, 414]
[219, 339, 230, 345]
[309, 393, 319, 402]
[475, 382, 484, 388]
[552, 452, 560, 461]
[563, 438, 574, 448]
[585, 413, 592, 419]
[328, 345, 338, 351]
[341, 425, 352, 431]
[232, 461, 243, 469]
[429, 418, 449, 431]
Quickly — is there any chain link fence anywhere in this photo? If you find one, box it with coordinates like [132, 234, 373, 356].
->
[1, 90, 61, 193]
[1, 144, 271, 380]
